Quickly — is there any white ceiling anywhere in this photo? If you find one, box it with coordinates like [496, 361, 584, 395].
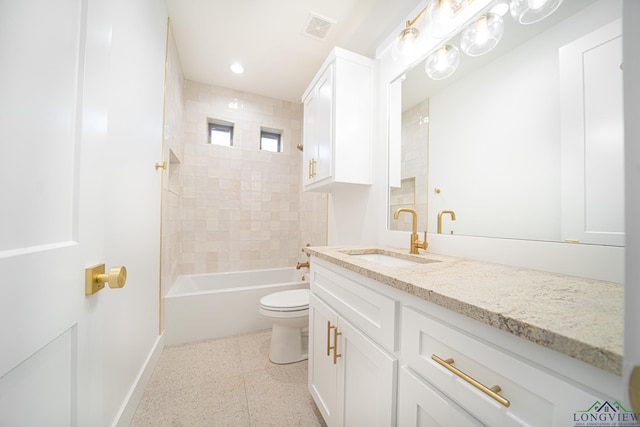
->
[165, 0, 421, 103]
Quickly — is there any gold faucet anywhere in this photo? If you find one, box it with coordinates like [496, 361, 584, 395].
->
[437, 210, 456, 234]
[393, 208, 427, 254]
[296, 261, 310, 269]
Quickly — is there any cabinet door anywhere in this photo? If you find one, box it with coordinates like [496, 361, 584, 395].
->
[303, 86, 319, 187]
[302, 64, 333, 188]
[314, 64, 333, 183]
[308, 293, 338, 426]
[398, 367, 484, 427]
[337, 317, 397, 427]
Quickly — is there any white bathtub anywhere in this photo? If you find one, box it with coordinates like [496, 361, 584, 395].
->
[164, 267, 309, 345]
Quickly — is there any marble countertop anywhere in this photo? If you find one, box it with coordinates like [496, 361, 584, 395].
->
[305, 246, 623, 376]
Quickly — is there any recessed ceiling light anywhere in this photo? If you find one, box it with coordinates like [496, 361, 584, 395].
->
[229, 63, 245, 74]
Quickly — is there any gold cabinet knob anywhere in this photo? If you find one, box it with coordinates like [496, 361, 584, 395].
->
[85, 264, 127, 295]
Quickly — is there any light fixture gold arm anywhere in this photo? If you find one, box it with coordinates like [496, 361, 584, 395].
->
[405, 0, 475, 29]
[406, 5, 429, 28]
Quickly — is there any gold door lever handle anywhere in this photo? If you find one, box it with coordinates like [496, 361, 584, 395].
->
[85, 264, 127, 295]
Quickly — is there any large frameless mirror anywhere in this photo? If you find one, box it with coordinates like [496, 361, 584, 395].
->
[388, 0, 624, 248]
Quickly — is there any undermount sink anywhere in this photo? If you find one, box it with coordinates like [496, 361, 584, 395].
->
[350, 253, 419, 267]
[342, 249, 439, 267]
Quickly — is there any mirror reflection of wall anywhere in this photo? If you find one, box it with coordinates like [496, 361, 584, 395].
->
[389, 99, 429, 232]
[389, 0, 623, 245]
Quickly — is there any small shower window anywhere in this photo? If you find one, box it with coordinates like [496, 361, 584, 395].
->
[260, 127, 282, 153]
[207, 118, 234, 147]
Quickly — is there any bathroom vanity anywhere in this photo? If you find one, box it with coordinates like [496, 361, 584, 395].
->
[305, 246, 624, 427]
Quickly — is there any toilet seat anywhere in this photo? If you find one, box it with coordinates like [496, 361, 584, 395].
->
[259, 289, 309, 312]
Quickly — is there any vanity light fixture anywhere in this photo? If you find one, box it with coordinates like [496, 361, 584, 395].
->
[460, 12, 504, 56]
[509, 0, 564, 24]
[425, 43, 460, 80]
[393, 0, 563, 80]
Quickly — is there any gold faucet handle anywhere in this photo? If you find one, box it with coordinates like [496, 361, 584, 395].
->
[416, 231, 428, 251]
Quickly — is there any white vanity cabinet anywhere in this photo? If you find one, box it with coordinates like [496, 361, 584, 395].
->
[308, 260, 398, 427]
[302, 47, 373, 192]
[308, 254, 616, 427]
[400, 305, 603, 427]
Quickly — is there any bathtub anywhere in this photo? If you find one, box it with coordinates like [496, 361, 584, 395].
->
[164, 267, 309, 345]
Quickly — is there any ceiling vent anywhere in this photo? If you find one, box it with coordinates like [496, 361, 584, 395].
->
[303, 13, 335, 40]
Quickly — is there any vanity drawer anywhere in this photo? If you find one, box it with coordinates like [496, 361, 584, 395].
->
[310, 260, 398, 351]
[401, 306, 599, 427]
[398, 366, 484, 427]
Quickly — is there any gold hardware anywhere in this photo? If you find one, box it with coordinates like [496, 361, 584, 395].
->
[393, 208, 428, 254]
[296, 143, 304, 151]
[620, 63, 624, 71]
[437, 210, 456, 234]
[155, 161, 167, 170]
[327, 321, 332, 356]
[332, 326, 342, 365]
[296, 261, 310, 269]
[309, 158, 316, 178]
[434, 188, 441, 194]
[565, 239, 580, 243]
[631, 366, 640, 413]
[327, 321, 342, 363]
[404, 0, 469, 29]
[85, 264, 127, 295]
[432, 354, 510, 407]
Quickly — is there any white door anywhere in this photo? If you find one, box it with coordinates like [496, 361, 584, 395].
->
[560, 19, 624, 246]
[623, 0, 640, 418]
[0, 1, 99, 424]
[0, 0, 163, 425]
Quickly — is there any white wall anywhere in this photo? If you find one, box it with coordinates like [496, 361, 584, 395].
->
[83, 0, 168, 425]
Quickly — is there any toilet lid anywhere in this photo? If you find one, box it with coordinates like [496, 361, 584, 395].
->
[260, 289, 309, 311]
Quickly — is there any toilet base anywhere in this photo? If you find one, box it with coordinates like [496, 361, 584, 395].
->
[269, 323, 309, 364]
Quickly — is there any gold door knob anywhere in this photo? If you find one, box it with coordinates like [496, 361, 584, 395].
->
[99, 266, 127, 289]
[85, 264, 127, 295]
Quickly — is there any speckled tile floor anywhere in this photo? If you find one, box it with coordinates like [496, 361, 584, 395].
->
[130, 330, 326, 427]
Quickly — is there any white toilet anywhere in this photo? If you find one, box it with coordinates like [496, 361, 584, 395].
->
[259, 288, 310, 364]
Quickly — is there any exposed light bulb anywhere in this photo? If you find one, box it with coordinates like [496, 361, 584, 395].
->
[425, 44, 460, 80]
[392, 26, 421, 61]
[425, 0, 469, 39]
[460, 13, 504, 56]
[475, 16, 490, 45]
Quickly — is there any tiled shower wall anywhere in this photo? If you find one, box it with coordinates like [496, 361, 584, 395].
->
[179, 80, 327, 274]
[161, 29, 184, 298]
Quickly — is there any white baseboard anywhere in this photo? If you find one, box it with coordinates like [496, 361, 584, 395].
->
[112, 332, 165, 427]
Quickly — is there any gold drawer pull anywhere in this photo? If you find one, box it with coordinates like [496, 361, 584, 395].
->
[431, 354, 510, 407]
[309, 158, 316, 178]
[333, 326, 342, 365]
[327, 321, 342, 364]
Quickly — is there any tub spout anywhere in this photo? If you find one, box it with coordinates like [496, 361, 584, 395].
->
[296, 261, 310, 269]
